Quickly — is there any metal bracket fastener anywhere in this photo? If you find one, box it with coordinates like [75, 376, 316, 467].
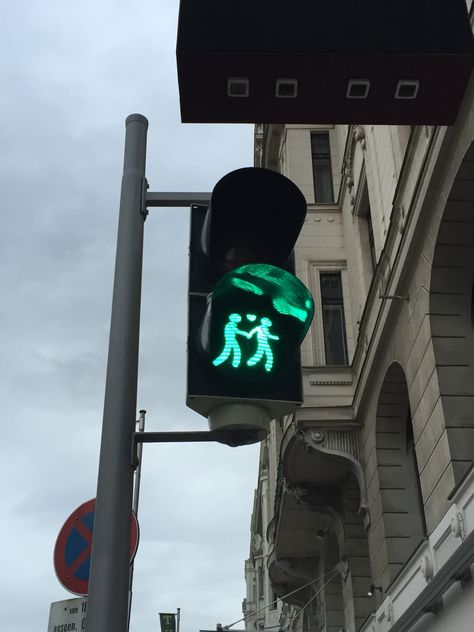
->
[140, 177, 149, 218]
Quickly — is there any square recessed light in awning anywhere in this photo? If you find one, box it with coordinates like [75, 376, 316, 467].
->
[227, 78, 249, 97]
[347, 79, 370, 99]
[395, 80, 420, 100]
[276, 79, 298, 98]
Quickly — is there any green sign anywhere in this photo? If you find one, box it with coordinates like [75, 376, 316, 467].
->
[208, 263, 314, 385]
[159, 613, 176, 632]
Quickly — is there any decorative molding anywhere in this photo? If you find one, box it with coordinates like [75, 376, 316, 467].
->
[307, 204, 340, 214]
[294, 425, 369, 520]
[270, 559, 315, 606]
[397, 204, 407, 234]
[342, 124, 367, 206]
[307, 258, 348, 272]
[275, 557, 293, 573]
[274, 557, 314, 584]
[304, 215, 340, 223]
[262, 124, 284, 171]
[354, 125, 367, 150]
[301, 428, 361, 460]
[309, 380, 352, 386]
[334, 558, 350, 582]
[284, 479, 342, 513]
[251, 533, 263, 556]
[420, 554, 434, 581]
[451, 512, 466, 540]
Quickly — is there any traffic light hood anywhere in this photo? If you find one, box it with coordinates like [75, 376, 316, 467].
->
[202, 167, 307, 274]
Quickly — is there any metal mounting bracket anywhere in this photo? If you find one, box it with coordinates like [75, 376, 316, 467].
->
[131, 428, 262, 466]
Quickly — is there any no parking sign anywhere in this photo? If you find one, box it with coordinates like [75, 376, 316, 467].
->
[54, 498, 139, 595]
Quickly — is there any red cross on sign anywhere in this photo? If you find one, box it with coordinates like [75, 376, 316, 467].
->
[54, 498, 139, 595]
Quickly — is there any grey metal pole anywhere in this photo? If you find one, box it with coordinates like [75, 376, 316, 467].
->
[127, 409, 147, 631]
[86, 114, 149, 632]
[132, 409, 147, 515]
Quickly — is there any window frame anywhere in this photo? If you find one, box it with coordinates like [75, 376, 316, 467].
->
[306, 261, 352, 366]
[319, 271, 349, 366]
[311, 131, 335, 204]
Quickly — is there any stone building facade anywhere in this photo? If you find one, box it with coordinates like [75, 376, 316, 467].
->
[243, 6, 474, 632]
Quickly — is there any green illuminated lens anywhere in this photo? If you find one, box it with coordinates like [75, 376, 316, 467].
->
[212, 313, 279, 372]
[210, 263, 315, 380]
[230, 278, 264, 295]
[227, 264, 312, 322]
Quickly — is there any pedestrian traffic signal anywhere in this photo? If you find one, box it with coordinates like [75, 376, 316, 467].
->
[206, 263, 313, 381]
[186, 167, 314, 442]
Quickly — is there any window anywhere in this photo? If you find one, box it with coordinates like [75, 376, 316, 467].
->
[320, 272, 348, 365]
[311, 132, 334, 203]
[358, 179, 377, 272]
[258, 566, 264, 600]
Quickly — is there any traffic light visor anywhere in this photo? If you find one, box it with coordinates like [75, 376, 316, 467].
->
[203, 167, 307, 272]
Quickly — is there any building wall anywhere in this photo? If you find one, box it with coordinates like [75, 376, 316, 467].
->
[245, 10, 474, 632]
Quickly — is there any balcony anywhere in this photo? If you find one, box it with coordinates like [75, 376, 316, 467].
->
[267, 420, 368, 607]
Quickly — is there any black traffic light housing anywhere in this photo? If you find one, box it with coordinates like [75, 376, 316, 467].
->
[186, 168, 313, 436]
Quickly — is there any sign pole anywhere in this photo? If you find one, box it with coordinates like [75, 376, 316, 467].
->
[128, 409, 147, 631]
[86, 114, 148, 632]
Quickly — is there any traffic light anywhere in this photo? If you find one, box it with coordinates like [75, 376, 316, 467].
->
[186, 167, 314, 440]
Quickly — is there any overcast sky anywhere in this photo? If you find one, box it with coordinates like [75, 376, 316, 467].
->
[0, 2, 258, 631]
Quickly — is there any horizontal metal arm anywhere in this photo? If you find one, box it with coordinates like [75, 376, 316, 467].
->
[146, 192, 211, 207]
[132, 428, 262, 458]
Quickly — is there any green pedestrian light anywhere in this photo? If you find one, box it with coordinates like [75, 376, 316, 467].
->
[207, 264, 314, 382]
[186, 167, 312, 442]
[212, 314, 278, 372]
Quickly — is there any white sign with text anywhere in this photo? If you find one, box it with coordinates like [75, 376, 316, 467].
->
[47, 597, 87, 632]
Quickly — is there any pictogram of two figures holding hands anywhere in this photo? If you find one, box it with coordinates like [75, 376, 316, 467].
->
[213, 313, 279, 372]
